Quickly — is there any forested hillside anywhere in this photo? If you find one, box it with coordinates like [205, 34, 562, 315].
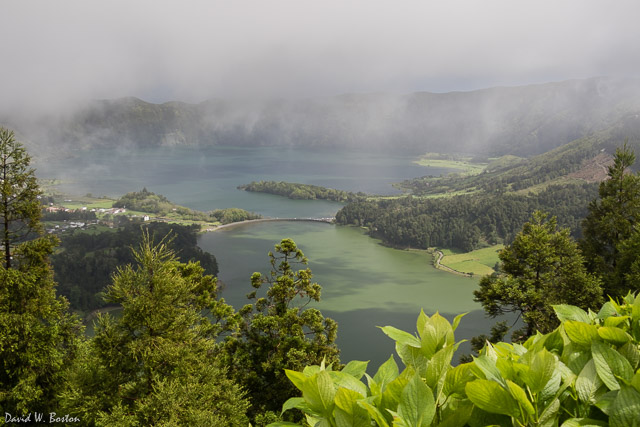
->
[6, 77, 640, 157]
[336, 183, 598, 251]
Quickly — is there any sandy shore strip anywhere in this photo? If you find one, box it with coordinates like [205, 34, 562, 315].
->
[205, 217, 334, 232]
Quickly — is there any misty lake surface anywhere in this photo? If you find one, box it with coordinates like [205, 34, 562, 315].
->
[37, 146, 448, 217]
[38, 146, 493, 366]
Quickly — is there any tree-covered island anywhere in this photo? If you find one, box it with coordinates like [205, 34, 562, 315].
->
[239, 180, 367, 202]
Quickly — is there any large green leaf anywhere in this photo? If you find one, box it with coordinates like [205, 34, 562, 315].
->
[443, 363, 475, 397]
[506, 380, 535, 417]
[597, 301, 619, 319]
[285, 369, 308, 391]
[553, 304, 591, 323]
[618, 341, 640, 371]
[451, 312, 467, 332]
[592, 341, 634, 391]
[419, 323, 439, 358]
[334, 388, 371, 427]
[303, 370, 336, 415]
[341, 360, 369, 380]
[373, 355, 399, 389]
[609, 385, 640, 427]
[632, 294, 640, 322]
[429, 312, 455, 347]
[358, 399, 390, 427]
[417, 309, 429, 336]
[425, 345, 454, 392]
[281, 397, 306, 415]
[473, 354, 506, 386]
[575, 359, 604, 404]
[564, 321, 599, 347]
[397, 374, 435, 427]
[465, 379, 520, 418]
[329, 371, 368, 398]
[380, 326, 421, 348]
[603, 316, 630, 328]
[396, 343, 429, 375]
[521, 348, 557, 393]
[543, 328, 565, 354]
[380, 370, 411, 420]
[539, 398, 560, 426]
[598, 326, 631, 346]
[595, 390, 618, 416]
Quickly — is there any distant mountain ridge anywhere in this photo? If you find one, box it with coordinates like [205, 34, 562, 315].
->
[6, 76, 640, 157]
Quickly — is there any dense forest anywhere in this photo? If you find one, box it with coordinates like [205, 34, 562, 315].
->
[336, 183, 598, 251]
[239, 180, 366, 203]
[51, 222, 218, 313]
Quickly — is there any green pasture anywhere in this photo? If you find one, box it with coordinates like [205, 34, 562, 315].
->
[439, 244, 503, 276]
[413, 155, 486, 176]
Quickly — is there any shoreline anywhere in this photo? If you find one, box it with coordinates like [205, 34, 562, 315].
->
[205, 217, 334, 232]
[432, 249, 474, 278]
[205, 219, 477, 279]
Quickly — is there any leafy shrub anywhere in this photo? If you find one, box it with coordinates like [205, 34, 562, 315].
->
[270, 295, 640, 426]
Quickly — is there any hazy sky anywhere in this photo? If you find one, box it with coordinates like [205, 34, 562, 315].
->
[2, 0, 640, 110]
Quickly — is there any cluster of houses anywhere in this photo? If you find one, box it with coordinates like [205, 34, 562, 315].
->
[44, 203, 151, 234]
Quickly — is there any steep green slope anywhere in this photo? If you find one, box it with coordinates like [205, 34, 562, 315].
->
[399, 113, 640, 196]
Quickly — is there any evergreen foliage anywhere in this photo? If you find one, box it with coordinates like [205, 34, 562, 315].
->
[475, 211, 603, 339]
[336, 183, 597, 251]
[61, 234, 247, 425]
[0, 127, 43, 269]
[0, 127, 82, 414]
[581, 142, 640, 297]
[223, 238, 340, 425]
[51, 222, 218, 313]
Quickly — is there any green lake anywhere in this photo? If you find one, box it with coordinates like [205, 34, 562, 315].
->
[38, 146, 499, 367]
[199, 221, 490, 367]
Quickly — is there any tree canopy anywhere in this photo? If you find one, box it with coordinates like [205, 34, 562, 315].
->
[223, 238, 340, 425]
[61, 233, 247, 425]
[474, 211, 603, 339]
[581, 142, 640, 297]
[0, 127, 82, 414]
[0, 127, 43, 269]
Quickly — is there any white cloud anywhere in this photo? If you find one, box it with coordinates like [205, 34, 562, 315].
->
[2, 0, 639, 111]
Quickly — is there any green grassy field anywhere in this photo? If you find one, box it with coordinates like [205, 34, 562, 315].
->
[413, 155, 487, 177]
[439, 244, 503, 276]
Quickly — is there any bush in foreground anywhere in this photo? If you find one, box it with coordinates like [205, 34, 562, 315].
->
[271, 295, 640, 426]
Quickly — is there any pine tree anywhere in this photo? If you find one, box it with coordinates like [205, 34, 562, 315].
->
[223, 238, 340, 425]
[475, 211, 603, 339]
[0, 127, 42, 269]
[0, 127, 82, 414]
[61, 234, 248, 426]
[581, 142, 640, 297]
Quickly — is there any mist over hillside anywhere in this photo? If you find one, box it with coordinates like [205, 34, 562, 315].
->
[5, 77, 640, 158]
